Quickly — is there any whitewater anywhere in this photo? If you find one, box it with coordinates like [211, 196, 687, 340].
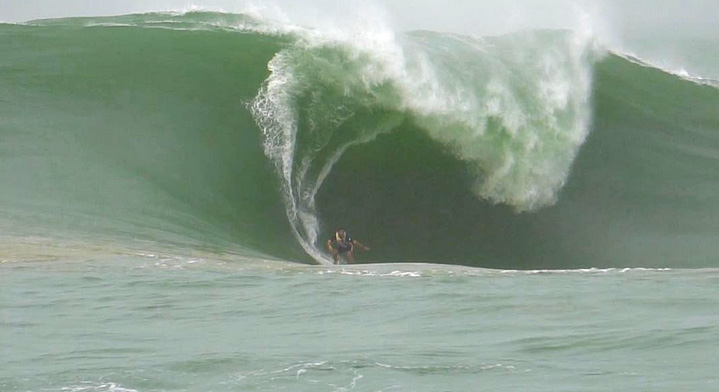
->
[2, 8, 719, 392]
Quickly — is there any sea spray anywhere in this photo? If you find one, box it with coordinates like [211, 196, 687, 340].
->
[398, 29, 598, 211]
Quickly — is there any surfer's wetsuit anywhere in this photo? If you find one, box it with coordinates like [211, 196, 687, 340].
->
[329, 235, 353, 254]
[327, 229, 368, 264]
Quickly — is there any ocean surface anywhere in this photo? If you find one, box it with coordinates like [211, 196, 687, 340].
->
[2, 11, 719, 391]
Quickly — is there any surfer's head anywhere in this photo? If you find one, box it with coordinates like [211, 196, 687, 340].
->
[336, 229, 346, 241]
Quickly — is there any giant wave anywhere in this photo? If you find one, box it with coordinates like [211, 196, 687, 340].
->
[2, 11, 719, 269]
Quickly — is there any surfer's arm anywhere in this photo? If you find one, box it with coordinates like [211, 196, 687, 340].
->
[352, 240, 370, 251]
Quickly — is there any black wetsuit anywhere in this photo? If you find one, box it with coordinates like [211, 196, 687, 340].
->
[329, 235, 353, 253]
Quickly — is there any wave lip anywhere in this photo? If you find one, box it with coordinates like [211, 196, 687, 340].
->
[617, 52, 719, 88]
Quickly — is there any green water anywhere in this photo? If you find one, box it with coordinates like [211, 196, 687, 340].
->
[3, 14, 719, 268]
[3, 258, 719, 391]
[3, 11, 719, 391]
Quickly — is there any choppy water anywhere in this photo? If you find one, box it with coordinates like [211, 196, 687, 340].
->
[3, 257, 719, 391]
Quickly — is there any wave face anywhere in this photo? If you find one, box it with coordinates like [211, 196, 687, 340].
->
[2, 12, 719, 268]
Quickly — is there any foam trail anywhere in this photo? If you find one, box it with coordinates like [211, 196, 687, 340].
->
[250, 52, 327, 263]
[250, 10, 405, 264]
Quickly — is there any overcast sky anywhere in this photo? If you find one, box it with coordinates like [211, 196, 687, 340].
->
[2, 0, 718, 38]
[2, 0, 718, 77]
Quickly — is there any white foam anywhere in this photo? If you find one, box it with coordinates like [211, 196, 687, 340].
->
[84, 23, 134, 27]
[319, 268, 423, 278]
[61, 381, 137, 392]
[395, 28, 598, 211]
[499, 267, 673, 275]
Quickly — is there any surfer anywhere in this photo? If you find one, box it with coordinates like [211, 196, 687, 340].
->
[326, 229, 370, 264]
